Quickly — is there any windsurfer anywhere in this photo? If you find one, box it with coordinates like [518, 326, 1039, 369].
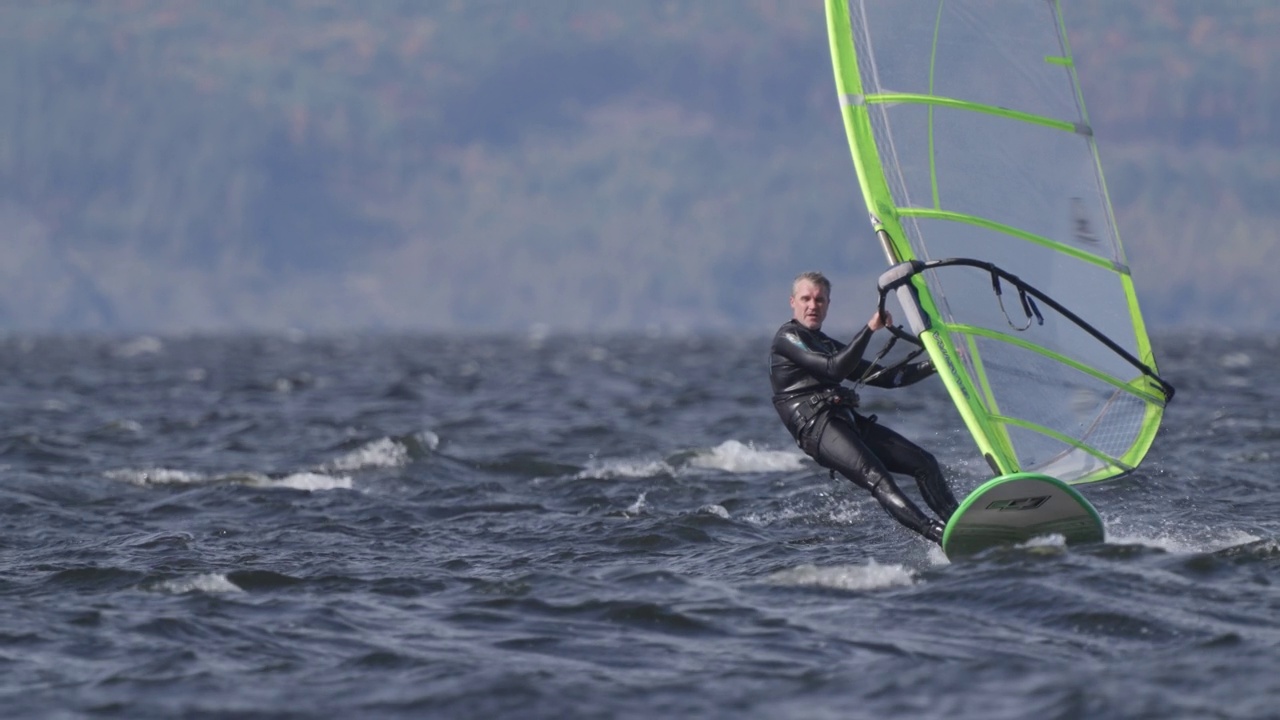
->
[769, 271, 958, 543]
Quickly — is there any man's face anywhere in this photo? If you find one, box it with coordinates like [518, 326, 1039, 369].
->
[790, 279, 829, 330]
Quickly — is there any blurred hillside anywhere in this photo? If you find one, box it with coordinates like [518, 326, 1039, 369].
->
[2, 0, 1277, 333]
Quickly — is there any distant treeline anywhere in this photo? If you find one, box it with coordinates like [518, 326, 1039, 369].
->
[0, 1, 1276, 331]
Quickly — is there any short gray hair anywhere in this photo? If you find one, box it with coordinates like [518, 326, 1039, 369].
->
[792, 271, 831, 296]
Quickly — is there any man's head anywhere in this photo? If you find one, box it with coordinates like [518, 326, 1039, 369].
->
[790, 271, 831, 330]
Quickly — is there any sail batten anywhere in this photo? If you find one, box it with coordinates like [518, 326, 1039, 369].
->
[825, 0, 1170, 485]
[861, 92, 1084, 134]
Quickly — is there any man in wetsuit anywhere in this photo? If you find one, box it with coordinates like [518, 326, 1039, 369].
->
[769, 271, 958, 543]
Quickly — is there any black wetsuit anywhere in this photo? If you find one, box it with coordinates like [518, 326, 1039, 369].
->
[769, 319, 958, 543]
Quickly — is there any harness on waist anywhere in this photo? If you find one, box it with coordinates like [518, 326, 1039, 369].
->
[811, 385, 859, 410]
[791, 385, 860, 441]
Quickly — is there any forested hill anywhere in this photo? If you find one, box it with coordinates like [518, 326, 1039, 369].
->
[2, 1, 1277, 333]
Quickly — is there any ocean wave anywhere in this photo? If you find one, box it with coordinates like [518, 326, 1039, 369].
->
[576, 439, 805, 481]
[1106, 527, 1262, 555]
[100, 431, 443, 490]
[105, 467, 352, 491]
[765, 560, 918, 591]
[150, 573, 244, 594]
[576, 458, 674, 480]
[271, 472, 353, 491]
[319, 431, 439, 472]
[322, 437, 410, 471]
[686, 440, 806, 473]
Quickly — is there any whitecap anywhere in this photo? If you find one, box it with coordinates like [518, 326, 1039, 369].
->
[413, 430, 440, 452]
[323, 437, 409, 472]
[925, 544, 950, 566]
[740, 494, 866, 528]
[106, 467, 351, 492]
[766, 560, 917, 591]
[154, 573, 243, 594]
[623, 492, 649, 516]
[687, 440, 806, 473]
[1020, 533, 1068, 549]
[107, 467, 207, 486]
[1107, 527, 1260, 554]
[103, 419, 144, 434]
[576, 458, 674, 480]
[569, 440, 802, 482]
[256, 472, 352, 492]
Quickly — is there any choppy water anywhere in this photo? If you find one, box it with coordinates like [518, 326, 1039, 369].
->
[1, 331, 1276, 718]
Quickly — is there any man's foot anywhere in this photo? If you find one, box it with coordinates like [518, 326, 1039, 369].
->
[925, 519, 945, 544]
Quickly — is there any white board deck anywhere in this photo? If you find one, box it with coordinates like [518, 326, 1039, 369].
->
[942, 473, 1104, 558]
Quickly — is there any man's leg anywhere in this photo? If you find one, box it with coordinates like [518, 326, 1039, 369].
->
[812, 417, 943, 542]
[856, 416, 959, 521]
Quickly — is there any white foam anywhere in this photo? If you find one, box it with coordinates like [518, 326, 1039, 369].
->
[154, 573, 243, 594]
[766, 560, 917, 591]
[1107, 527, 1261, 554]
[925, 544, 950, 566]
[107, 434, 399, 491]
[106, 467, 351, 492]
[112, 419, 144, 434]
[323, 437, 409, 471]
[577, 440, 805, 481]
[623, 492, 649, 516]
[688, 440, 807, 473]
[577, 458, 674, 480]
[107, 468, 207, 486]
[740, 494, 865, 528]
[264, 472, 353, 491]
[1020, 533, 1068, 549]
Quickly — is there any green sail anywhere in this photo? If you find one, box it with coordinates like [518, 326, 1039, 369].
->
[824, 0, 1169, 484]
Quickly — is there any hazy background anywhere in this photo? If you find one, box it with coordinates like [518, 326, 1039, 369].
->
[2, 0, 1276, 334]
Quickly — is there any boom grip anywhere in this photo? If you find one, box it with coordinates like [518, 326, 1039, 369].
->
[877, 261, 931, 334]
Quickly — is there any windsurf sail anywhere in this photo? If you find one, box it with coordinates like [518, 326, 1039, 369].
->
[824, 0, 1173, 485]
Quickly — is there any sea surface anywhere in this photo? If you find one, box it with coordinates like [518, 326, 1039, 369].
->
[0, 330, 1276, 719]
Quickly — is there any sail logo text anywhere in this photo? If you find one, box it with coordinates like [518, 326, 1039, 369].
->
[985, 496, 1049, 511]
[934, 339, 969, 401]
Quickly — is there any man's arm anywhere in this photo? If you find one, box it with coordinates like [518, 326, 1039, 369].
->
[864, 358, 937, 388]
[773, 323, 877, 383]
